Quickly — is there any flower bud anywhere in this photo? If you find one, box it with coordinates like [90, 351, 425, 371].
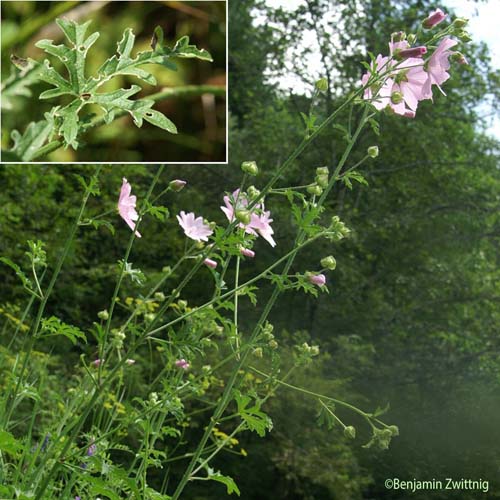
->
[235, 209, 252, 225]
[391, 31, 406, 42]
[307, 184, 323, 196]
[310, 345, 320, 356]
[169, 179, 187, 192]
[162, 266, 172, 274]
[453, 17, 468, 28]
[397, 46, 427, 59]
[247, 185, 261, 199]
[344, 426, 356, 439]
[203, 258, 217, 269]
[390, 91, 403, 104]
[145, 313, 155, 322]
[154, 292, 165, 301]
[308, 273, 326, 287]
[422, 8, 446, 29]
[268, 339, 278, 349]
[404, 110, 416, 119]
[316, 166, 329, 176]
[97, 309, 109, 320]
[321, 255, 337, 270]
[252, 347, 263, 358]
[241, 161, 259, 176]
[367, 145, 379, 158]
[458, 31, 472, 43]
[178, 299, 187, 309]
[240, 247, 255, 258]
[175, 358, 190, 370]
[388, 425, 399, 436]
[452, 52, 468, 65]
[315, 77, 328, 92]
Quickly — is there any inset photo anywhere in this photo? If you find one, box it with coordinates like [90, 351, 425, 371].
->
[0, 0, 227, 163]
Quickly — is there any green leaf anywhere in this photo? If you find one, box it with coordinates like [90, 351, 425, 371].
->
[172, 35, 213, 61]
[142, 108, 177, 133]
[1, 60, 40, 110]
[39, 316, 87, 345]
[234, 390, 273, 437]
[209, 472, 241, 496]
[9, 118, 54, 161]
[0, 257, 33, 291]
[56, 100, 82, 149]
[0, 429, 22, 456]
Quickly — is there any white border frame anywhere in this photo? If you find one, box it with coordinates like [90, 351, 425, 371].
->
[0, 0, 229, 165]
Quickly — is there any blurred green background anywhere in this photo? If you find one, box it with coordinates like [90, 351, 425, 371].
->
[1, 1, 227, 162]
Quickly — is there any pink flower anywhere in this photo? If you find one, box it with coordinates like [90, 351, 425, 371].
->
[361, 54, 391, 106]
[392, 57, 428, 112]
[221, 189, 250, 226]
[422, 37, 458, 99]
[87, 442, 96, 456]
[221, 189, 276, 247]
[177, 211, 213, 242]
[118, 178, 141, 238]
[92, 358, 103, 367]
[204, 258, 217, 269]
[309, 274, 326, 286]
[423, 9, 447, 29]
[175, 358, 190, 370]
[240, 247, 255, 258]
[250, 210, 276, 247]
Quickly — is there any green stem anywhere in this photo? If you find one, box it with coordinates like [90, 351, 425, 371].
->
[3, 167, 102, 427]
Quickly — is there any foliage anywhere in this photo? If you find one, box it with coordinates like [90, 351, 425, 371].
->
[6, 19, 212, 160]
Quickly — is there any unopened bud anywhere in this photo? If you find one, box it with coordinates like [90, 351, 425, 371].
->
[344, 426, 356, 439]
[247, 185, 261, 199]
[178, 300, 187, 309]
[422, 8, 447, 29]
[154, 292, 165, 301]
[397, 46, 427, 59]
[388, 425, 400, 436]
[252, 347, 263, 358]
[241, 161, 259, 176]
[367, 145, 379, 158]
[307, 184, 323, 196]
[203, 258, 217, 269]
[321, 256, 337, 270]
[453, 17, 468, 28]
[268, 339, 278, 349]
[390, 91, 403, 104]
[315, 77, 328, 92]
[391, 31, 406, 42]
[97, 309, 109, 320]
[452, 51, 468, 65]
[310, 345, 320, 356]
[169, 179, 187, 192]
[235, 209, 252, 225]
[458, 31, 472, 43]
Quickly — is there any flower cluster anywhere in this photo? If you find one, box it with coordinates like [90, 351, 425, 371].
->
[362, 9, 468, 117]
[221, 189, 276, 247]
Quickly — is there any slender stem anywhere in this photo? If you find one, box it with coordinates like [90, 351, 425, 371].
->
[171, 104, 371, 500]
[3, 167, 102, 426]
